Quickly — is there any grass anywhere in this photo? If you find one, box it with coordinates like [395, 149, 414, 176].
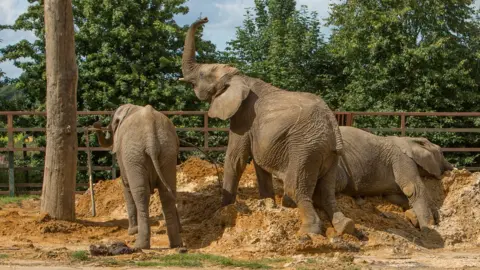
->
[71, 250, 89, 261]
[0, 195, 39, 207]
[100, 258, 127, 266]
[0, 254, 8, 259]
[136, 253, 272, 269]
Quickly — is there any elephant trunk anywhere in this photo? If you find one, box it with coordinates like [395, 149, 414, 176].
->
[443, 159, 454, 171]
[94, 124, 113, 148]
[181, 17, 209, 82]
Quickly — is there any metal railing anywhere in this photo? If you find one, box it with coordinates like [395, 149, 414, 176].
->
[1, 110, 480, 196]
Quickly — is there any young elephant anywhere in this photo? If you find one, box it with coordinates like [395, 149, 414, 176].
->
[93, 104, 182, 249]
[180, 18, 354, 236]
[328, 126, 453, 229]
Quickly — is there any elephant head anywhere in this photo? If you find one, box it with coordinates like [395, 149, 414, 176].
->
[393, 137, 454, 179]
[180, 17, 249, 120]
[94, 104, 141, 153]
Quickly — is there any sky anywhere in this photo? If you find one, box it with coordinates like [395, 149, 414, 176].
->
[0, 0, 338, 78]
[2, 0, 479, 79]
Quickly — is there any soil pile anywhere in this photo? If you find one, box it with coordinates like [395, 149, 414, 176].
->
[76, 178, 125, 218]
[73, 157, 480, 255]
[435, 170, 480, 247]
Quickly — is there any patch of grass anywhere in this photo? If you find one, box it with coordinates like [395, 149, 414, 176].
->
[71, 250, 89, 261]
[100, 258, 127, 267]
[0, 195, 39, 207]
[0, 254, 8, 259]
[136, 253, 271, 269]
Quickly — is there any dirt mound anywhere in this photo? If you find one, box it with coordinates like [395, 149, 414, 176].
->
[72, 157, 480, 255]
[436, 170, 480, 247]
[76, 178, 124, 218]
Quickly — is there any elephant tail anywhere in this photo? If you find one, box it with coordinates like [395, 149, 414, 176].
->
[327, 111, 344, 154]
[149, 151, 174, 197]
[326, 112, 354, 182]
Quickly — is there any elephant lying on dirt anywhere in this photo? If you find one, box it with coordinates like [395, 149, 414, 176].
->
[179, 17, 354, 235]
[323, 127, 454, 229]
[93, 104, 182, 249]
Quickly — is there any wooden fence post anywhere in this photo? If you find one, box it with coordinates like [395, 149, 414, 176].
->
[7, 114, 15, 197]
[204, 112, 209, 151]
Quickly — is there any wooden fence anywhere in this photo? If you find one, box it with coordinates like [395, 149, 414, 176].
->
[1, 111, 480, 196]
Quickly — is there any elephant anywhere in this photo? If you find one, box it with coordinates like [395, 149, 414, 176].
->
[179, 17, 354, 236]
[93, 104, 183, 249]
[322, 126, 453, 229]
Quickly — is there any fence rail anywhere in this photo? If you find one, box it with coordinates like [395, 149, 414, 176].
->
[1, 110, 480, 196]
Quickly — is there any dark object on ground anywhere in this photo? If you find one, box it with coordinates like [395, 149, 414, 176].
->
[89, 241, 140, 256]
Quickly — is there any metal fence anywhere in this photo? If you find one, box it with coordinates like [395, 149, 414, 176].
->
[1, 111, 480, 196]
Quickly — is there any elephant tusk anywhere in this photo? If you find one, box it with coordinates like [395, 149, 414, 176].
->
[178, 78, 185, 81]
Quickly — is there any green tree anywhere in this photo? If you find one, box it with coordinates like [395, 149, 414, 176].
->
[327, 0, 480, 112]
[222, 0, 334, 99]
[327, 0, 480, 166]
[0, 0, 220, 184]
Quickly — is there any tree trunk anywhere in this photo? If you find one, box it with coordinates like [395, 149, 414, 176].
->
[41, 0, 78, 221]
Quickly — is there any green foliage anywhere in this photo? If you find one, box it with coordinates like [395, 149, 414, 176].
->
[1, 0, 480, 178]
[327, 0, 480, 112]
[327, 0, 480, 166]
[222, 0, 333, 97]
[0, 0, 219, 184]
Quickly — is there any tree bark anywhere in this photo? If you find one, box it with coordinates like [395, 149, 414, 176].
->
[41, 0, 78, 221]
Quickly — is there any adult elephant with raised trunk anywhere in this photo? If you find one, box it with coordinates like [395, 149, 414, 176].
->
[180, 18, 354, 236]
[93, 104, 183, 249]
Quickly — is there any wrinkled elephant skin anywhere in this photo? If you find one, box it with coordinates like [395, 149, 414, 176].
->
[94, 104, 183, 249]
[329, 126, 453, 230]
[180, 18, 354, 236]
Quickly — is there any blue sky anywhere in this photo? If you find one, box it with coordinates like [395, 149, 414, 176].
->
[0, 0, 337, 78]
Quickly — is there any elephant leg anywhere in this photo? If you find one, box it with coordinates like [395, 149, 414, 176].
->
[222, 132, 250, 206]
[313, 164, 355, 235]
[284, 159, 323, 235]
[126, 168, 152, 249]
[123, 185, 138, 235]
[253, 160, 275, 200]
[282, 194, 297, 208]
[118, 157, 138, 235]
[158, 160, 183, 248]
[384, 193, 410, 210]
[393, 159, 438, 229]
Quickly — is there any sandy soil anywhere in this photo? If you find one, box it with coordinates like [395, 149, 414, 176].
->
[0, 157, 479, 269]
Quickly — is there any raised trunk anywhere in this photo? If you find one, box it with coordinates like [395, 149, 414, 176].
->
[41, 0, 78, 221]
[181, 17, 209, 81]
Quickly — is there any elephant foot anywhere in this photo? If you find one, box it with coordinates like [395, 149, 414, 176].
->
[281, 195, 297, 208]
[298, 222, 323, 235]
[405, 209, 419, 228]
[221, 191, 236, 206]
[332, 212, 355, 235]
[169, 241, 184, 249]
[128, 226, 138, 235]
[134, 240, 150, 250]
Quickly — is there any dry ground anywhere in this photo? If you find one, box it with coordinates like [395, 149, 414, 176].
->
[0, 157, 479, 269]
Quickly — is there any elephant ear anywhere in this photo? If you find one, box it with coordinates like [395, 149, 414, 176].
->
[208, 76, 250, 120]
[403, 137, 443, 179]
[111, 105, 134, 153]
